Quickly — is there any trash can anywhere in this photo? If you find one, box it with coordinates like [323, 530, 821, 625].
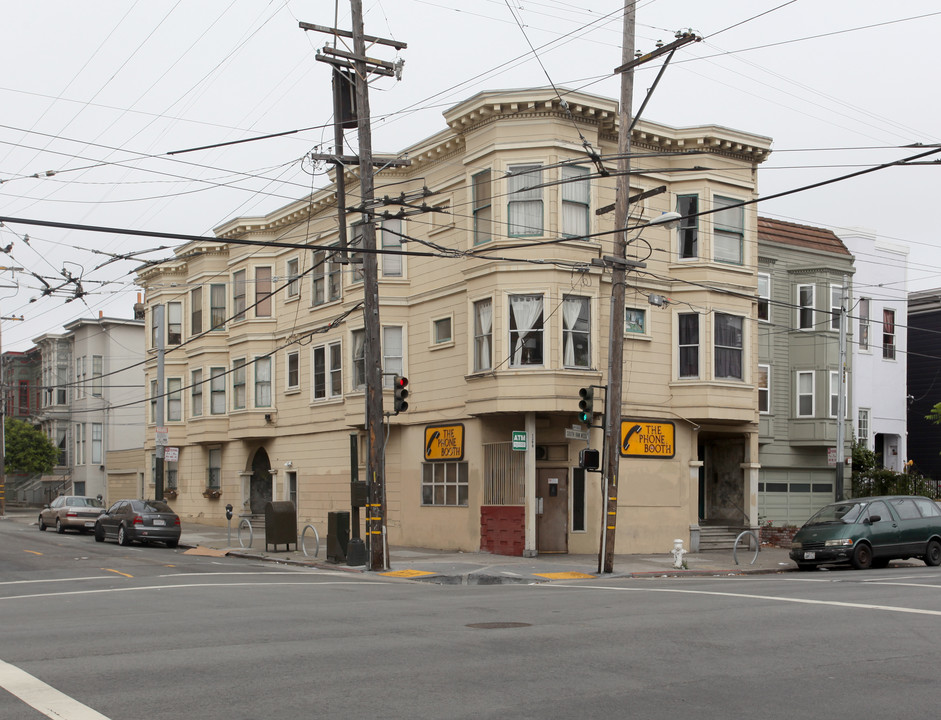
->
[327, 511, 350, 563]
[264, 501, 297, 552]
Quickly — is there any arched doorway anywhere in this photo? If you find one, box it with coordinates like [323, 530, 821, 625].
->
[249, 448, 272, 514]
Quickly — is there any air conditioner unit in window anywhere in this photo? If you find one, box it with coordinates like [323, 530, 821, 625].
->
[535, 445, 548, 461]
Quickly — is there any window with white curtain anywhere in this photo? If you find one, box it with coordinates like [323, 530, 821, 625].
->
[714, 313, 743, 380]
[561, 166, 590, 237]
[509, 294, 544, 367]
[474, 299, 492, 372]
[382, 326, 403, 389]
[507, 164, 543, 236]
[562, 295, 590, 368]
[255, 357, 271, 407]
[381, 218, 403, 277]
[352, 329, 366, 390]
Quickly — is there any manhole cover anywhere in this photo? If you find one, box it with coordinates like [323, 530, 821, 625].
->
[465, 622, 531, 629]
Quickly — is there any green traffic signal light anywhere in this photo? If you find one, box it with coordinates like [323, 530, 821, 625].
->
[578, 387, 594, 424]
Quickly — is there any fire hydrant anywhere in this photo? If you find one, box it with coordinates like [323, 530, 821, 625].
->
[671, 538, 687, 569]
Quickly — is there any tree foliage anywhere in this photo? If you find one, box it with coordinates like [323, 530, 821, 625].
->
[851, 439, 937, 498]
[4, 418, 59, 474]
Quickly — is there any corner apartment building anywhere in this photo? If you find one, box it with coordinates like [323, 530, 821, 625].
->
[137, 88, 772, 555]
[4, 316, 145, 502]
[757, 218, 854, 526]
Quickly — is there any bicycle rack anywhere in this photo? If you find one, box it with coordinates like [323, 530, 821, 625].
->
[301, 524, 320, 558]
[733, 530, 760, 565]
[238, 518, 254, 549]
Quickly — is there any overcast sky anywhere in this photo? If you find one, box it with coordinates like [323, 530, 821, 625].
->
[0, 1, 938, 352]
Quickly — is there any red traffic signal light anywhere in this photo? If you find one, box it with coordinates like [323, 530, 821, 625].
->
[394, 375, 409, 413]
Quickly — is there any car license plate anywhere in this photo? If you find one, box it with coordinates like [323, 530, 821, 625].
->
[803, 551, 816, 560]
[153, 519, 166, 526]
[84, 521, 95, 527]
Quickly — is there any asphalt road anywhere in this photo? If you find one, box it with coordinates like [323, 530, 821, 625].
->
[3, 518, 941, 719]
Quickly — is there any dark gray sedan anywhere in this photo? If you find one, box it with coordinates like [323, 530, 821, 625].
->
[94, 499, 181, 548]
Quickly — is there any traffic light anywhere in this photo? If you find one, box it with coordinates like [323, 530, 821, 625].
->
[393, 375, 409, 413]
[578, 387, 594, 424]
[579, 448, 601, 471]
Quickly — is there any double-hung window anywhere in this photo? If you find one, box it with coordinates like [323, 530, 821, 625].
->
[758, 364, 770, 413]
[381, 219, 403, 277]
[830, 284, 842, 331]
[287, 351, 299, 390]
[91, 423, 102, 465]
[348, 224, 365, 285]
[714, 313, 743, 380]
[561, 165, 590, 237]
[858, 298, 870, 351]
[255, 267, 272, 317]
[167, 378, 182, 421]
[509, 294, 544, 367]
[677, 195, 699, 259]
[286, 258, 300, 299]
[713, 196, 743, 265]
[798, 284, 815, 330]
[678, 313, 700, 378]
[75, 423, 86, 465]
[207, 448, 222, 489]
[232, 359, 246, 409]
[352, 330, 366, 390]
[233, 270, 246, 321]
[313, 342, 342, 400]
[92, 356, 103, 397]
[191, 287, 203, 335]
[758, 273, 770, 322]
[883, 309, 896, 359]
[474, 299, 493, 372]
[191, 369, 203, 417]
[167, 302, 182, 344]
[255, 357, 271, 407]
[473, 170, 492, 244]
[382, 327, 404, 389]
[210, 367, 226, 414]
[797, 371, 815, 417]
[829, 370, 841, 418]
[507, 164, 543, 236]
[857, 408, 870, 448]
[562, 295, 590, 368]
[312, 248, 341, 305]
[210, 284, 226, 330]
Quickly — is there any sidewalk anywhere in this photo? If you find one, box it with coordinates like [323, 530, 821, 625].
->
[3, 508, 797, 583]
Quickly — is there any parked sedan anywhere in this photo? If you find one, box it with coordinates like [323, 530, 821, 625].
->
[38, 495, 105, 534]
[94, 499, 181, 548]
[790, 495, 941, 570]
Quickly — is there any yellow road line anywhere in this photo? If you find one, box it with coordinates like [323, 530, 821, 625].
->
[101, 568, 133, 579]
[23, 550, 42, 556]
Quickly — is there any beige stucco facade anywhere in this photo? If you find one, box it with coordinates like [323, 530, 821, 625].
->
[136, 88, 772, 555]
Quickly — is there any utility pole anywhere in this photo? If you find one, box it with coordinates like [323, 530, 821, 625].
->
[301, 5, 407, 571]
[154, 304, 165, 502]
[835, 277, 849, 500]
[599, 3, 636, 575]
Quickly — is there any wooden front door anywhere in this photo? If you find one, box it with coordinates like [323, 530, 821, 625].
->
[536, 468, 568, 553]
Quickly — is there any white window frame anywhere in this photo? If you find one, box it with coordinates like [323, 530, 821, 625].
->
[167, 302, 182, 345]
[167, 377, 183, 422]
[472, 169, 492, 245]
[232, 359, 246, 410]
[473, 298, 493, 372]
[382, 326, 404, 389]
[858, 297, 870, 352]
[798, 284, 815, 330]
[312, 341, 343, 401]
[432, 316, 453, 347]
[255, 266, 273, 318]
[562, 294, 590, 369]
[254, 356, 272, 408]
[676, 194, 699, 260]
[207, 447, 222, 489]
[561, 165, 590, 238]
[829, 284, 842, 331]
[797, 370, 815, 418]
[286, 351, 300, 391]
[210, 367, 226, 415]
[625, 307, 648, 337]
[381, 218, 403, 277]
[91, 423, 103, 465]
[858, 408, 871, 449]
[677, 312, 700, 379]
[712, 195, 744, 265]
[758, 273, 770, 322]
[883, 308, 896, 360]
[507, 164, 543, 237]
[312, 247, 341, 306]
[508, 293, 545, 368]
[714, 312, 744, 381]
[191, 369, 203, 417]
[829, 370, 840, 418]
[233, 269, 247, 321]
[92, 355, 103, 397]
[758, 364, 770, 414]
[286, 257, 300, 299]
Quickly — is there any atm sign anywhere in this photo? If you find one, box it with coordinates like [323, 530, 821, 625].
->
[424, 424, 465, 461]
[620, 421, 675, 458]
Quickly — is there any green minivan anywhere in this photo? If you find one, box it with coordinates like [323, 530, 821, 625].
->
[789, 495, 941, 571]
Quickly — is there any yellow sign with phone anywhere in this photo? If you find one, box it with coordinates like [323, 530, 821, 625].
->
[620, 421, 675, 458]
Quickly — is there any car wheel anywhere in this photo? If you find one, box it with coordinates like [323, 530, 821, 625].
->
[796, 563, 816, 572]
[38, 515, 46, 531]
[56, 518, 65, 534]
[851, 543, 873, 570]
[94, 523, 104, 542]
[117, 525, 131, 547]
[924, 539, 941, 567]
